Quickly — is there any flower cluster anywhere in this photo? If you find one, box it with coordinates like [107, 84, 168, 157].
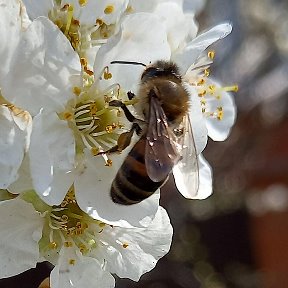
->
[0, 0, 237, 287]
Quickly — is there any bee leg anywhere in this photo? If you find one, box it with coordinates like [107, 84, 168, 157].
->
[98, 123, 141, 155]
[109, 100, 136, 123]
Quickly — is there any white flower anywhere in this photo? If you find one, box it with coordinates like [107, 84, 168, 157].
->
[0, 0, 172, 228]
[0, 192, 173, 287]
[23, 0, 130, 67]
[0, 103, 32, 189]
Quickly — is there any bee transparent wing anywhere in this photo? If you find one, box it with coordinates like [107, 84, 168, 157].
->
[174, 114, 199, 194]
[145, 96, 181, 182]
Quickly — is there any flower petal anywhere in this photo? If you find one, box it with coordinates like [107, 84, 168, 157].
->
[22, 0, 54, 20]
[29, 110, 75, 205]
[1, 17, 81, 116]
[99, 206, 172, 281]
[94, 12, 171, 92]
[0, 0, 28, 77]
[75, 149, 160, 228]
[0, 105, 31, 189]
[172, 23, 232, 73]
[0, 198, 43, 278]
[174, 153, 212, 199]
[50, 247, 115, 288]
[186, 85, 208, 154]
[205, 79, 236, 141]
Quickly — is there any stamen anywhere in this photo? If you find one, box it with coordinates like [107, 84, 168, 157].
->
[78, 0, 87, 6]
[208, 50, 215, 60]
[104, 5, 115, 14]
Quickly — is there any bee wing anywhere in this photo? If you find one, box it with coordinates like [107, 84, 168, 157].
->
[174, 114, 199, 194]
[145, 96, 181, 182]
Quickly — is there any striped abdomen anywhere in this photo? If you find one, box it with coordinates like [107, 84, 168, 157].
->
[111, 135, 167, 205]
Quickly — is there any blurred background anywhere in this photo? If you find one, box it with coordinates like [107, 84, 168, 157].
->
[2, 0, 288, 287]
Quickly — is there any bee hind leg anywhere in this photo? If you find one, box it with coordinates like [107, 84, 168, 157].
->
[98, 123, 141, 155]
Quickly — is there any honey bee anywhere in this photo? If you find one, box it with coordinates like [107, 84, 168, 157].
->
[104, 60, 199, 205]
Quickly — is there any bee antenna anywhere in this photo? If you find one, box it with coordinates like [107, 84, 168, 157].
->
[110, 61, 147, 67]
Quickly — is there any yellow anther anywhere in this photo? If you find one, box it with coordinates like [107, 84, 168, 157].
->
[198, 90, 207, 97]
[64, 241, 73, 247]
[126, 5, 134, 13]
[89, 103, 98, 115]
[91, 147, 100, 156]
[96, 18, 104, 26]
[217, 107, 224, 120]
[105, 159, 113, 167]
[105, 125, 114, 133]
[202, 108, 206, 113]
[103, 32, 109, 38]
[64, 112, 73, 120]
[204, 69, 210, 77]
[197, 78, 205, 86]
[200, 100, 206, 106]
[216, 95, 221, 100]
[84, 67, 94, 76]
[49, 242, 58, 249]
[208, 50, 215, 60]
[80, 57, 88, 67]
[78, 0, 87, 6]
[61, 4, 70, 11]
[72, 19, 80, 26]
[104, 5, 115, 14]
[99, 222, 106, 228]
[208, 85, 216, 94]
[69, 259, 76, 265]
[73, 86, 82, 96]
[122, 243, 129, 248]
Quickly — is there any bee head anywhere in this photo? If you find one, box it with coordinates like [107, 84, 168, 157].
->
[141, 61, 182, 83]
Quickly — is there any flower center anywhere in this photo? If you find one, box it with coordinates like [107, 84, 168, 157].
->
[48, 2, 117, 61]
[38, 188, 108, 261]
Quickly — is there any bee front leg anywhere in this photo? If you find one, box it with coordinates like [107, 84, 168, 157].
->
[109, 100, 136, 123]
[98, 123, 141, 155]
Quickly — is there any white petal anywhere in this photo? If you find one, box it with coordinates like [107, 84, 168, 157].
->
[22, 0, 54, 20]
[100, 206, 172, 281]
[0, 105, 31, 189]
[1, 17, 81, 116]
[51, 247, 115, 288]
[129, 0, 183, 12]
[75, 149, 160, 228]
[29, 110, 75, 205]
[174, 154, 212, 199]
[153, 2, 198, 52]
[186, 85, 208, 154]
[172, 23, 232, 73]
[205, 79, 236, 141]
[94, 12, 171, 92]
[8, 154, 33, 194]
[0, 198, 43, 278]
[0, 0, 28, 77]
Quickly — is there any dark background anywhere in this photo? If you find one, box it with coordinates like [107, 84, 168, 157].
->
[2, 0, 288, 287]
